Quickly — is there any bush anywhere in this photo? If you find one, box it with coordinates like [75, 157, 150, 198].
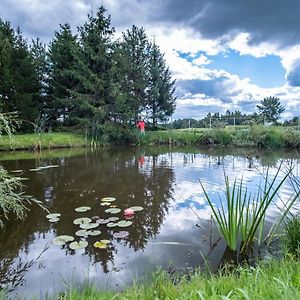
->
[284, 216, 300, 257]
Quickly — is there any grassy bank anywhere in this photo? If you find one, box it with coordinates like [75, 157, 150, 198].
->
[52, 258, 300, 300]
[0, 132, 88, 151]
[139, 125, 300, 148]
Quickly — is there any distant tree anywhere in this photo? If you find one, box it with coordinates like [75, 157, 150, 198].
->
[257, 96, 285, 123]
[146, 42, 176, 127]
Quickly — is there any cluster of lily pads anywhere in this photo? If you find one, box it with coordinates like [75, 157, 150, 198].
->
[48, 197, 144, 251]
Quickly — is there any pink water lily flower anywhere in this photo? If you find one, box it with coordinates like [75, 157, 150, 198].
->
[124, 208, 135, 217]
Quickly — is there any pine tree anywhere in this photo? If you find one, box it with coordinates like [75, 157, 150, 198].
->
[0, 19, 14, 113]
[146, 42, 176, 127]
[69, 6, 115, 135]
[48, 24, 79, 127]
[257, 96, 285, 123]
[121, 25, 149, 123]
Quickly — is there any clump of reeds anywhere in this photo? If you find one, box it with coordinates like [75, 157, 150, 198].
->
[200, 165, 299, 255]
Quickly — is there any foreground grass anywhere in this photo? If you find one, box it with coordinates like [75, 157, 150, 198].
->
[55, 258, 300, 300]
[139, 125, 300, 148]
[0, 133, 87, 151]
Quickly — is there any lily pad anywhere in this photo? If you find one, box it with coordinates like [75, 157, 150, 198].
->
[69, 240, 88, 250]
[52, 235, 74, 246]
[107, 222, 117, 228]
[79, 223, 99, 230]
[96, 218, 110, 224]
[113, 231, 129, 239]
[75, 230, 89, 237]
[101, 197, 116, 202]
[94, 241, 107, 249]
[129, 206, 144, 212]
[75, 206, 91, 212]
[46, 213, 61, 219]
[11, 170, 23, 173]
[108, 217, 119, 222]
[29, 168, 41, 172]
[117, 220, 132, 227]
[105, 208, 121, 214]
[100, 202, 111, 206]
[73, 217, 91, 225]
[48, 218, 60, 223]
[86, 230, 101, 236]
[100, 239, 111, 244]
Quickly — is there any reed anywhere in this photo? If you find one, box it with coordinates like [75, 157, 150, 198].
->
[200, 166, 300, 255]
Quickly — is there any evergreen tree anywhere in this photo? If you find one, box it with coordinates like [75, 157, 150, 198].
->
[146, 42, 176, 127]
[121, 25, 149, 123]
[48, 24, 79, 127]
[257, 96, 285, 123]
[70, 6, 115, 135]
[0, 19, 14, 113]
[30, 38, 49, 126]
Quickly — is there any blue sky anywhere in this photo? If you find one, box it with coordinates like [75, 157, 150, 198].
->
[1, 0, 300, 120]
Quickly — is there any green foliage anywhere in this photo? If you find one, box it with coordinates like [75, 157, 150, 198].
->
[257, 96, 285, 123]
[53, 258, 300, 300]
[284, 216, 300, 258]
[200, 167, 299, 254]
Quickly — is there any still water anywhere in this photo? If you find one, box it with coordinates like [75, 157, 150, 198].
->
[0, 147, 299, 298]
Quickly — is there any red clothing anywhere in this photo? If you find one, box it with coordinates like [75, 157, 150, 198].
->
[137, 121, 145, 130]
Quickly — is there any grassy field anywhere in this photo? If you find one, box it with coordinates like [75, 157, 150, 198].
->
[139, 125, 300, 148]
[46, 258, 300, 300]
[0, 132, 88, 151]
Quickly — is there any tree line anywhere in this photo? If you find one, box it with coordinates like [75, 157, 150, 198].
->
[170, 97, 290, 129]
[0, 6, 176, 138]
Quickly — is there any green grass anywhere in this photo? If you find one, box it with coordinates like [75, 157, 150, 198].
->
[284, 216, 300, 258]
[139, 125, 300, 148]
[49, 258, 300, 300]
[0, 133, 88, 151]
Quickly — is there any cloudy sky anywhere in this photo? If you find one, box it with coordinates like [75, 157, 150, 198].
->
[1, 0, 300, 120]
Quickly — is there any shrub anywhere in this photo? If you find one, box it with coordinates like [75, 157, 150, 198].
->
[284, 216, 300, 257]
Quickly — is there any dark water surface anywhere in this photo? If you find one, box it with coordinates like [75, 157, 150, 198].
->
[0, 147, 299, 299]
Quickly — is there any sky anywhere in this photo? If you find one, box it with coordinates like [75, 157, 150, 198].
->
[1, 0, 300, 120]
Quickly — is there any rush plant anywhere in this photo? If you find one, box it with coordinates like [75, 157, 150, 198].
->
[200, 166, 299, 255]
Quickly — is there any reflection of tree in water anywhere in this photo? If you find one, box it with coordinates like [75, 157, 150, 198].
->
[0, 148, 175, 277]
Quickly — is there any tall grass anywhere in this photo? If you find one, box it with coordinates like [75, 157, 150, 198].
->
[46, 258, 300, 300]
[0, 167, 45, 227]
[200, 166, 300, 255]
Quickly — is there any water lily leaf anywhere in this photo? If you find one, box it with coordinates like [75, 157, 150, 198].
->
[86, 230, 101, 236]
[69, 240, 88, 250]
[11, 170, 23, 173]
[113, 231, 129, 239]
[107, 222, 117, 228]
[75, 230, 88, 237]
[73, 217, 91, 225]
[52, 235, 74, 245]
[29, 168, 41, 171]
[117, 220, 132, 227]
[79, 223, 99, 230]
[101, 197, 116, 202]
[110, 205, 117, 208]
[129, 206, 144, 212]
[100, 202, 111, 206]
[46, 213, 61, 219]
[108, 217, 119, 222]
[100, 239, 111, 244]
[49, 218, 60, 223]
[75, 206, 91, 212]
[94, 241, 107, 249]
[96, 218, 110, 224]
[105, 208, 121, 214]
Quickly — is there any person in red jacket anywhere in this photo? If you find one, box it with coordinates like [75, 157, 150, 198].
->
[137, 119, 145, 134]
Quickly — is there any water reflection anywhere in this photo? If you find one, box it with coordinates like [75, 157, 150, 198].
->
[0, 147, 299, 298]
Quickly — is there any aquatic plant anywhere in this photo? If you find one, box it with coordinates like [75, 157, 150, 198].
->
[200, 166, 299, 255]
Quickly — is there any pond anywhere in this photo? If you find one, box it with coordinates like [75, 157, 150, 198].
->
[0, 147, 299, 299]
